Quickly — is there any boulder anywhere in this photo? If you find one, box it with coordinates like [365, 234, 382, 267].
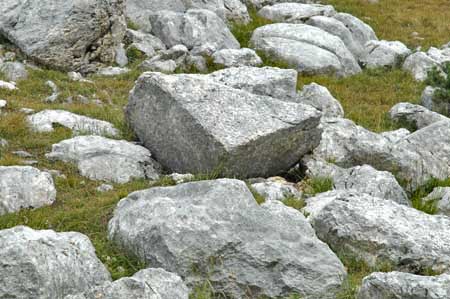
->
[304, 158, 409, 205]
[27, 109, 119, 137]
[46, 136, 161, 183]
[212, 48, 263, 67]
[108, 179, 347, 298]
[363, 40, 411, 68]
[332, 13, 378, 48]
[258, 3, 335, 23]
[297, 83, 344, 118]
[0, 0, 126, 73]
[126, 72, 322, 177]
[242, 0, 312, 10]
[421, 85, 450, 116]
[0, 166, 56, 215]
[389, 102, 449, 130]
[422, 187, 450, 216]
[250, 23, 361, 76]
[358, 272, 450, 299]
[308, 191, 450, 273]
[380, 128, 411, 143]
[0, 61, 28, 81]
[125, 29, 166, 58]
[403, 52, 441, 81]
[0, 226, 111, 298]
[150, 9, 240, 50]
[251, 177, 302, 201]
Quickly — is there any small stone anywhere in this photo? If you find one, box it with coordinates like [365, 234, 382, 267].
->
[96, 184, 114, 192]
[97, 67, 130, 76]
[168, 173, 195, 184]
[12, 150, 33, 158]
[45, 81, 59, 103]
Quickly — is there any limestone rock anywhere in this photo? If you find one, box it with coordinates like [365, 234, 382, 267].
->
[258, 3, 335, 23]
[403, 52, 441, 81]
[297, 83, 344, 118]
[0, 61, 28, 81]
[251, 177, 302, 201]
[108, 179, 347, 298]
[422, 187, 450, 216]
[389, 102, 449, 130]
[212, 48, 263, 67]
[363, 40, 411, 68]
[0, 166, 56, 215]
[46, 136, 161, 183]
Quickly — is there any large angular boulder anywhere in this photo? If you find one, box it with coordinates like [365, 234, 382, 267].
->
[126, 72, 322, 177]
[333, 13, 377, 48]
[0, 166, 56, 215]
[358, 272, 450, 299]
[0, 226, 111, 298]
[258, 3, 336, 23]
[363, 40, 411, 68]
[308, 192, 450, 273]
[389, 102, 449, 130]
[250, 23, 361, 76]
[150, 9, 240, 51]
[297, 83, 344, 118]
[46, 136, 161, 183]
[108, 179, 347, 298]
[0, 0, 126, 73]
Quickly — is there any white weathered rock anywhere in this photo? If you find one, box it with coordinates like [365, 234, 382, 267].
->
[96, 184, 114, 192]
[380, 128, 411, 143]
[108, 179, 347, 298]
[46, 136, 161, 183]
[45, 80, 59, 103]
[0, 226, 111, 298]
[0, 0, 126, 72]
[421, 85, 450, 116]
[422, 187, 450, 216]
[427, 46, 450, 64]
[389, 102, 449, 130]
[297, 83, 344, 118]
[140, 59, 177, 73]
[251, 177, 302, 201]
[127, 72, 322, 177]
[304, 158, 409, 205]
[0, 61, 28, 81]
[27, 110, 119, 137]
[363, 40, 411, 68]
[243, 0, 313, 9]
[250, 23, 361, 76]
[403, 52, 441, 81]
[97, 66, 130, 76]
[358, 272, 450, 299]
[0, 166, 56, 215]
[333, 12, 378, 48]
[168, 173, 195, 184]
[0, 80, 17, 90]
[126, 29, 166, 57]
[132, 268, 189, 299]
[67, 72, 94, 84]
[0, 99, 6, 110]
[258, 3, 335, 23]
[115, 43, 128, 67]
[150, 9, 240, 50]
[308, 191, 450, 273]
[212, 48, 262, 67]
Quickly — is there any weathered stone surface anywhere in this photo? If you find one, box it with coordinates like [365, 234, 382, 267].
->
[0, 0, 126, 72]
[308, 192, 450, 273]
[250, 23, 361, 76]
[389, 102, 449, 130]
[0, 61, 28, 81]
[27, 109, 119, 137]
[363, 40, 411, 68]
[298, 83, 344, 118]
[421, 85, 450, 116]
[332, 12, 378, 48]
[97, 66, 130, 76]
[0, 80, 17, 90]
[207, 66, 298, 100]
[258, 3, 335, 23]
[150, 9, 240, 50]
[46, 136, 161, 183]
[126, 29, 166, 57]
[242, 0, 313, 10]
[132, 268, 189, 299]
[0, 166, 56, 215]
[108, 179, 347, 298]
[380, 128, 410, 143]
[0, 226, 111, 298]
[251, 177, 302, 201]
[126, 72, 322, 177]
[403, 52, 441, 81]
[358, 272, 450, 299]
[212, 48, 262, 67]
[422, 187, 450, 216]
[304, 158, 409, 204]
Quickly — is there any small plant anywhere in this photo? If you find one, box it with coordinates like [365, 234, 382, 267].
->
[282, 196, 306, 211]
[230, 7, 273, 48]
[303, 176, 334, 195]
[409, 177, 450, 214]
[425, 63, 450, 115]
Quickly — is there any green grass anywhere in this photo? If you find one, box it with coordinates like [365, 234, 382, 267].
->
[409, 177, 450, 214]
[303, 176, 334, 196]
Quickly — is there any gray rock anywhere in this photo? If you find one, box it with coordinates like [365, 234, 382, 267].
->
[243, 0, 315, 10]
[258, 3, 335, 23]
[0, 80, 17, 90]
[363, 40, 411, 68]
[0, 138, 8, 148]
[0, 226, 111, 298]
[389, 102, 449, 130]
[97, 66, 130, 76]
[27, 109, 119, 137]
[46, 135, 161, 183]
[358, 272, 450, 299]
[168, 173, 195, 184]
[132, 268, 189, 299]
[67, 72, 94, 84]
[422, 187, 450, 216]
[0, 166, 56, 215]
[96, 184, 114, 192]
[403, 52, 441, 81]
[115, 43, 128, 67]
[126, 29, 166, 57]
[126, 72, 322, 177]
[380, 128, 411, 143]
[427, 46, 450, 64]
[333, 12, 378, 48]
[304, 158, 409, 205]
[12, 150, 33, 158]
[0, 99, 6, 109]
[308, 191, 450, 273]
[140, 59, 177, 73]
[150, 9, 240, 50]
[0, 61, 28, 81]
[207, 66, 299, 100]
[212, 48, 262, 67]
[297, 83, 344, 118]
[108, 179, 347, 298]
[421, 85, 450, 116]
[45, 80, 59, 103]
[250, 23, 361, 76]
[251, 177, 302, 201]
[0, 0, 126, 72]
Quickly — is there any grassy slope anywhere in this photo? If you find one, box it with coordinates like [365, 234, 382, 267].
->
[0, 0, 449, 298]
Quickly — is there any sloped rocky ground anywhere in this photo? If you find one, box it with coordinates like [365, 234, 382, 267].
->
[1, 0, 450, 298]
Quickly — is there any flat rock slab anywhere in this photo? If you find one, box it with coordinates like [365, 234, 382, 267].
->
[46, 136, 161, 183]
[108, 179, 346, 298]
[27, 109, 119, 137]
[250, 23, 361, 76]
[308, 191, 450, 273]
[0, 226, 111, 298]
[258, 3, 336, 23]
[358, 272, 450, 299]
[126, 72, 322, 177]
[0, 0, 126, 72]
[0, 166, 56, 216]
